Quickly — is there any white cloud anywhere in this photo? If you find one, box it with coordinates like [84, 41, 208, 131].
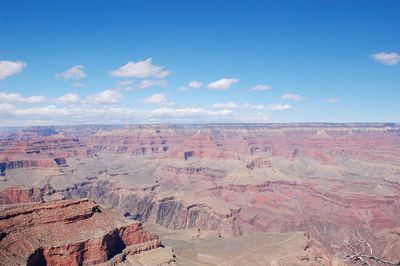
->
[0, 98, 293, 125]
[178, 80, 203, 92]
[85, 90, 122, 104]
[138, 79, 167, 89]
[370, 52, 400, 65]
[213, 102, 291, 111]
[251, 84, 271, 91]
[12, 105, 60, 116]
[242, 103, 291, 111]
[280, 94, 306, 101]
[23, 95, 47, 104]
[110, 58, 170, 79]
[151, 107, 232, 118]
[56, 65, 86, 80]
[0, 92, 295, 126]
[213, 101, 238, 109]
[143, 93, 172, 105]
[0, 104, 143, 126]
[0, 104, 237, 126]
[117, 80, 134, 86]
[0, 92, 46, 104]
[188, 80, 202, 88]
[0, 60, 26, 80]
[56, 93, 80, 104]
[207, 78, 239, 90]
[262, 104, 291, 111]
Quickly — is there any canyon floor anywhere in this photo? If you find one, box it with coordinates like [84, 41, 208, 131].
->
[0, 123, 400, 265]
[145, 222, 330, 265]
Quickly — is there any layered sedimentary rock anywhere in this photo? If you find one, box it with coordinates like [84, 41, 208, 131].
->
[0, 123, 400, 264]
[1, 123, 399, 164]
[0, 199, 163, 266]
[54, 181, 242, 238]
[0, 186, 45, 204]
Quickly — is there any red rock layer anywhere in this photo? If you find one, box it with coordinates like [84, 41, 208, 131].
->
[0, 199, 161, 266]
[1, 124, 399, 164]
[208, 181, 400, 255]
[0, 186, 44, 204]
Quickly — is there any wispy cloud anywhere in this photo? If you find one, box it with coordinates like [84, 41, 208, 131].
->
[370, 52, 399, 65]
[242, 103, 291, 111]
[151, 107, 232, 119]
[56, 93, 80, 105]
[280, 94, 306, 102]
[0, 104, 238, 126]
[56, 65, 86, 80]
[72, 82, 85, 88]
[208, 78, 239, 90]
[85, 90, 122, 104]
[138, 79, 167, 89]
[322, 97, 339, 103]
[0, 104, 142, 126]
[143, 93, 173, 105]
[188, 80, 202, 89]
[110, 58, 170, 79]
[0, 93, 294, 126]
[0, 92, 46, 104]
[213, 101, 291, 111]
[0, 60, 26, 80]
[179, 80, 203, 92]
[213, 101, 238, 109]
[251, 84, 271, 91]
[117, 80, 134, 86]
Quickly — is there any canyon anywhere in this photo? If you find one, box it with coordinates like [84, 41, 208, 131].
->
[0, 198, 172, 266]
[0, 123, 400, 265]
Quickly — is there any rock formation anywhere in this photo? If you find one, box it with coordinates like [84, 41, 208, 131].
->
[0, 123, 399, 264]
[0, 199, 167, 266]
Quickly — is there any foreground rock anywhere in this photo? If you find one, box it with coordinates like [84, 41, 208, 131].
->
[0, 199, 171, 266]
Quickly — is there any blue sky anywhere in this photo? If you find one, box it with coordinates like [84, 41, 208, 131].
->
[0, 0, 399, 126]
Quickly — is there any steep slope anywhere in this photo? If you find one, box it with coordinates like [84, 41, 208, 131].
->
[0, 199, 171, 266]
[0, 123, 399, 264]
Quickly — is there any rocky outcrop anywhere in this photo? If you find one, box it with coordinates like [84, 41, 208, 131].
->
[54, 157, 68, 167]
[0, 136, 87, 162]
[148, 197, 242, 236]
[0, 199, 162, 266]
[155, 165, 225, 189]
[0, 159, 57, 173]
[209, 181, 400, 254]
[211, 181, 397, 209]
[2, 123, 400, 163]
[0, 186, 44, 204]
[1, 123, 400, 262]
[60, 182, 243, 238]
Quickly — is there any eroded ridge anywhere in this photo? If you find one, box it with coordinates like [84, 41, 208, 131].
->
[1, 124, 400, 264]
[0, 199, 163, 266]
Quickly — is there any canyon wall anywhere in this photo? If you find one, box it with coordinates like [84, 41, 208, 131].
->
[1, 123, 399, 263]
[0, 199, 165, 266]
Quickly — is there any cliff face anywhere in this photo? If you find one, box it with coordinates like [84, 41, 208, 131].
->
[0, 199, 162, 266]
[0, 186, 44, 204]
[208, 181, 400, 253]
[0, 159, 58, 176]
[1, 124, 400, 263]
[2, 124, 399, 164]
[58, 181, 243, 238]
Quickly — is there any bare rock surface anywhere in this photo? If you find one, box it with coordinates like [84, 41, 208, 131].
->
[1, 123, 400, 264]
[0, 199, 171, 266]
[145, 222, 330, 265]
